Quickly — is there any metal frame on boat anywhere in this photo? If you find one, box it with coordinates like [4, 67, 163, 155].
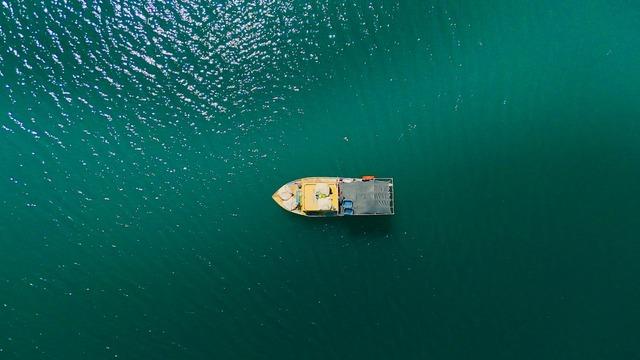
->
[272, 176, 394, 217]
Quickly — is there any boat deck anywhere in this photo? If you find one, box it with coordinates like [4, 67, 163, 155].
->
[338, 178, 394, 215]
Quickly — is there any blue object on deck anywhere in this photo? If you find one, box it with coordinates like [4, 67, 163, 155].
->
[343, 200, 353, 209]
[343, 208, 354, 215]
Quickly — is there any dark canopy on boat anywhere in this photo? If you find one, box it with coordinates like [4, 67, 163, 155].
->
[339, 178, 394, 215]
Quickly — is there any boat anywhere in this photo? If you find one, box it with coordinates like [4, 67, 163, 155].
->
[272, 176, 394, 217]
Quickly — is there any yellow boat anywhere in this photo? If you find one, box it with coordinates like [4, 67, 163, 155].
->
[272, 176, 394, 217]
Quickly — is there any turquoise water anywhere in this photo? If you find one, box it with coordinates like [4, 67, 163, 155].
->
[1, 0, 640, 358]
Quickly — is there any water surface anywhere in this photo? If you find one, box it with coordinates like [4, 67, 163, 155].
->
[1, 0, 640, 359]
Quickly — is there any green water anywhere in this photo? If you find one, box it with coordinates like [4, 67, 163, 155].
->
[1, 0, 640, 358]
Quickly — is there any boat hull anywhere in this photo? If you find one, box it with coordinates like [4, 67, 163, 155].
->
[272, 176, 394, 217]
